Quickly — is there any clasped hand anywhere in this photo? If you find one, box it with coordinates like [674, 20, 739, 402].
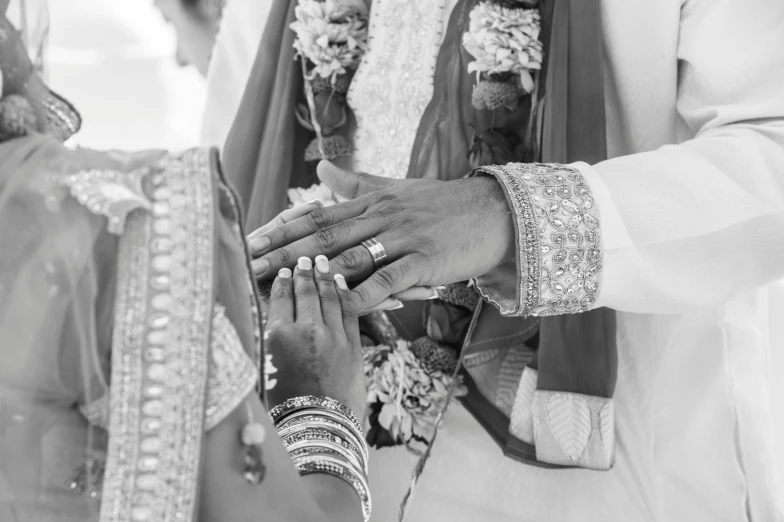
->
[249, 161, 515, 313]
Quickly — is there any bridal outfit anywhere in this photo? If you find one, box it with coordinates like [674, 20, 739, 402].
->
[214, 0, 784, 520]
[0, 6, 262, 520]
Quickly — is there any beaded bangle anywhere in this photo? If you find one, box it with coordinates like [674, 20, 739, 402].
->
[293, 453, 372, 522]
[287, 439, 365, 475]
[269, 396, 364, 436]
[277, 412, 368, 463]
[280, 426, 367, 473]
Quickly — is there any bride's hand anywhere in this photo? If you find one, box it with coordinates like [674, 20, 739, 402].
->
[264, 255, 365, 419]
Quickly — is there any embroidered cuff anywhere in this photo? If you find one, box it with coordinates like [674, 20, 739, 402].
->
[472, 163, 604, 317]
[532, 391, 614, 470]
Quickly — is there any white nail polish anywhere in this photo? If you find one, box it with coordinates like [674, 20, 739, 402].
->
[387, 301, 404, 310]
[334, 274, 348, 290]
[315, 255, 329, 273]
[297, 257, 313, 270]
[278, 268, 292, 278]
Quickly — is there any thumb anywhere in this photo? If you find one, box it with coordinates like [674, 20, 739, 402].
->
[317, 160, 398, 199]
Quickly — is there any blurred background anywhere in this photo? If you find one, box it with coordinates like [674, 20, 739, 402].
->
[48, 0, 206, 150]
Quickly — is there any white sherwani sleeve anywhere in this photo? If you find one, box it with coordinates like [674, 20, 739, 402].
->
[477, 0, 784, 317]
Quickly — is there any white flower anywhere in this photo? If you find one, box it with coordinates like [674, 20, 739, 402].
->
[290, 0, 369, 79]
[264, 354, 278, 391]
[364, 340, 458, 447]
[462, 1, 543, 92]
[288, 182, 346, 208]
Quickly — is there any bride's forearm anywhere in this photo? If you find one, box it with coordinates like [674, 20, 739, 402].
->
[302, 474, 363, 522]
[199, 393, 364, 522]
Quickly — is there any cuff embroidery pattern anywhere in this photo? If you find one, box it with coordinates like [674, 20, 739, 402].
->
[478, 163, 604, 317]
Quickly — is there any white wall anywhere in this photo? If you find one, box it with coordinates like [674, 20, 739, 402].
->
[47, 0, 205, 151]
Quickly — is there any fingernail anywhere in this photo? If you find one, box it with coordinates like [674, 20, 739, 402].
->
[254, 259, 269, 274]
[278, 268, 292, 279]
[251, 236, 270, 253]
[427, 288, 440, 299]
[387, 301, 404, 310]
[334, 274, 348, 290]
[297, 257, 312, 271]
[306, 199, 324, 207]
[434, 286, 446, 290]
[315, 255, 329, 273]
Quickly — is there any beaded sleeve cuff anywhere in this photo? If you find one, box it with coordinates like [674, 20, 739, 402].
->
[472, 163, 604, 317]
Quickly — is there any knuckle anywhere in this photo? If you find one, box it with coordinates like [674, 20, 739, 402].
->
[374, 266, 398, 290]
[353, 285, 371, 305]
[272, 247, 294, 267]
[306, 207, 332, 229]
[294, 283, 316, 297]
[334, 248, 365, 272]
[270, 284, 291, 300]
[313, 225, 342, 251]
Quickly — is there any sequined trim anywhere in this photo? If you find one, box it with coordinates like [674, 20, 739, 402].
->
[99, 148, 214, 522]
[532, 390, 614, 470]
[215, 170, 263, 393]
[41, 90, 82, 142]
[60, 168, 151, 235]
[79, 304, 258, 433]
[475, 163, 604, 317]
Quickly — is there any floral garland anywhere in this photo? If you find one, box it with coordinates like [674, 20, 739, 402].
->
[462, 0, 543, 111]
[286, 0, 546, 455]
[364, 340, 465, 454]
[462, 0, 543, 167]
[290, 0, 369, 162]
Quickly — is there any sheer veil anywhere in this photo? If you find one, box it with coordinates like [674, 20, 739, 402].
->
[0, 3, 100, 520]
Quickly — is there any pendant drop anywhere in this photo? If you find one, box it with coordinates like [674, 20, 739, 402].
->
[240, 403, 266, 485]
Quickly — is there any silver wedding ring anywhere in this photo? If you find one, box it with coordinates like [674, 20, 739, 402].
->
[361, 237, 388, 270]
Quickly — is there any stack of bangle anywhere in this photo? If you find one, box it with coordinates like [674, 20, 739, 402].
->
[270, 396, 371, 522]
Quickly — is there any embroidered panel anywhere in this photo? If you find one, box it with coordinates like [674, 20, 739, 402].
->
[532, 390, 614, 470]
[476, 163, 604, 317]
[348, 0, 450, 179]
[99, 148, 215, 522]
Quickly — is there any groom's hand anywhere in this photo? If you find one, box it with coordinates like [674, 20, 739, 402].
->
[249, 161, 516, 311]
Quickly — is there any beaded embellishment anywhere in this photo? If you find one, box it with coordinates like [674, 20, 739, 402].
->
[78, 303, 258, 433]
[60, 168, 151, 235]
[98, 149, 215, 522]
[475, 163, 604, 317]
[348, 0, 449, 179]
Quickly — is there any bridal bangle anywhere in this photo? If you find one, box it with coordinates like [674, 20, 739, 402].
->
[272, 396, 371, 521]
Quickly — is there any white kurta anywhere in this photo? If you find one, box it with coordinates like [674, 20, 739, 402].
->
[348, 0, 784, 521]
[207, 0, 784, 520]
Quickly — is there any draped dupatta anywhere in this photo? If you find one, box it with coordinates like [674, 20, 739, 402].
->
[223, 0, 617, 471]
[222, 0, 312, 232]
[402, 0, 618, 470]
